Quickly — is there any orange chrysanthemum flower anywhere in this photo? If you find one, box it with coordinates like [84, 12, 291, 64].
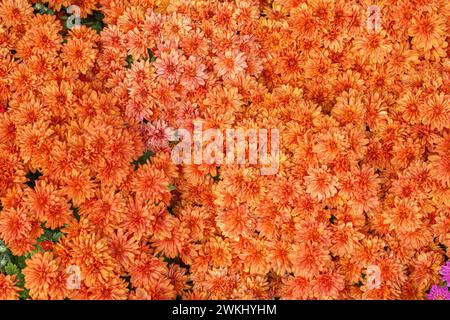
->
[70, 233, 116, 287]
[22, 252, 68, 300]
[0, 274, 20, 300]
[289, 243, 332, 278]
[304, 166, 339, 201]
[408, 11, 447, 51]
[131, 163, 171, 204]
[0, 0, 33, 27]
[61, 39, 97, 74]
[129, 253, 168, 288]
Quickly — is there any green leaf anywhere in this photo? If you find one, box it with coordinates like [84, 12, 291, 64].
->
[31, 247, 42, 255]
[33, 3, 55, 15]
[52, 232, 63, 241]
[71, 207, 80, 221]
[15, 273, 25, 288]
[19, 288, 30, 300]
[25, 170, 42, 189]
[168, 184, 176, 191]
[5, 262, 19, 275]
[131, 150, 154, 170]
[17, 256, 27, 269]
[126, 55, 134, 68]
[329, 214, 337, 224]
[147, 49, 156, 62]
[93, 11, 105, 21]
[44, 229, 52, 239]
[80, 10, 105, 33]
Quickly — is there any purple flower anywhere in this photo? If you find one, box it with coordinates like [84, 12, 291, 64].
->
[439, 261, 450, 285]
[427, 285, 450, 300]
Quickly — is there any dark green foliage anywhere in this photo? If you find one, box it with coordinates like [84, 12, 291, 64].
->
[207, 166, 221, 182]
[329, 214, 337, 224]
[81, 11, 105, 32]
[132, 150, 154, 170]
[147, 49, 157, 62]
[25, 170, 42, 189]
[71, 206, 80, 221]
[33, 3, 55, 15]
[126, 55, 134, 68]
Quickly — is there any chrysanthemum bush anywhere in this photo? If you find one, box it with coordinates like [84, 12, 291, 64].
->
[0, 0, 449, 300]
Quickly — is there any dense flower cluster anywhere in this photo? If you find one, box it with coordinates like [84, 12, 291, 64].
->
[0, 0, 449, 300]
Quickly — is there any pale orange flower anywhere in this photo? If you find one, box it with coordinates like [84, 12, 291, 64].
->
[213, 49, 247, 80]
[304, 165, 339, 201]
[289, 243, 332, 278]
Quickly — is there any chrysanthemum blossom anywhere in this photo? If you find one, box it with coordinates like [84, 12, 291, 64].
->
[304, 166, 339, 201]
